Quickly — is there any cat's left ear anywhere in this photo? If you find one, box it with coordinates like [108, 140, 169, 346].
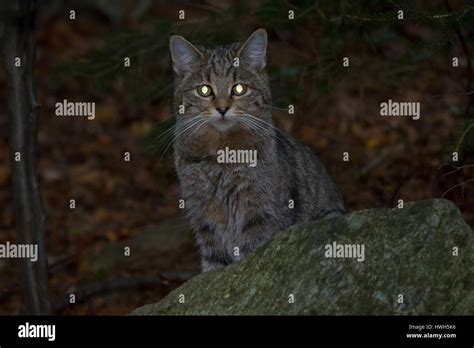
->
[237, 28, 267, 71]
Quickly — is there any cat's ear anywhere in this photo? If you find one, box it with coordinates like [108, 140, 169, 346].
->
[170, 35, 203, 75]
[237, 28, 267, 71]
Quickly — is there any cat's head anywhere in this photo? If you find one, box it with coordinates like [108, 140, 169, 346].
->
[169, 29, 272, 133]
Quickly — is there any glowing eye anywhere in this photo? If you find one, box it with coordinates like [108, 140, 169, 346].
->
[198, 85, 212, 97]
[232, 83, 247, 96]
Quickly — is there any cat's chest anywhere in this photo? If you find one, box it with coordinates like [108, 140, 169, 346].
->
[182, 162, 259, 230]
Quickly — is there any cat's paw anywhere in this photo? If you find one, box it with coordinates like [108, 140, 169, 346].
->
[201, 260, 225, 273]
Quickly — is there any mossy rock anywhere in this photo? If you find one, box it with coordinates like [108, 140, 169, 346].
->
[131, 199, 473, 315]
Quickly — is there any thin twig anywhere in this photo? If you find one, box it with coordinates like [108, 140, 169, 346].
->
[455, 123, 474, 154]
[357, 143, 404, 180]
[429, 90, 474, 99]
[441, 164, 474, 176]
[445, 0, 473, 118]
[441, 178, 474, 197]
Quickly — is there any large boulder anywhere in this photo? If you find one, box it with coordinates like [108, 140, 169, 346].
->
[131, 199, 473, 315]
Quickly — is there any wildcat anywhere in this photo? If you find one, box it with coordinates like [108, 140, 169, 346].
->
[169, 29, 345, 272]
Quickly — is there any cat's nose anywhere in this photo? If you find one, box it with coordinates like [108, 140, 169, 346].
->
[216, 107, 229, 116]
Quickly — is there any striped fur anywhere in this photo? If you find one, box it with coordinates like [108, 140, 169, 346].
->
[170, 29, 345, 272]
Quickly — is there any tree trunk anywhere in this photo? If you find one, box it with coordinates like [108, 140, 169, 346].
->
[1, 0, 52, 314]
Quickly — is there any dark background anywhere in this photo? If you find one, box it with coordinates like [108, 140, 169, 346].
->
[0, 0, 473, 314]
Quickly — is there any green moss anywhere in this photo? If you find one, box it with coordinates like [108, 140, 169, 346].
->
[132, 199, 474, 315]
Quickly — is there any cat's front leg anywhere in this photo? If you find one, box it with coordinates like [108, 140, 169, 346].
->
[239, 218, 275, 256]
[195, 225, 232, 272]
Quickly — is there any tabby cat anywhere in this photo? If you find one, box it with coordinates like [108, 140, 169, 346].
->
[169, 29, 345, 272]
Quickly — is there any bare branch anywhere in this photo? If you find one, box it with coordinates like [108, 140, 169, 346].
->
[441, 164, 474, 176]
[441, 178, 474, 197]
[445, 0, 474, 118]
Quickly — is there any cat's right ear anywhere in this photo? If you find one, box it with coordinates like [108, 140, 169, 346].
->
[237, 29, 267, 71]
[169, 35, 203, 76]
